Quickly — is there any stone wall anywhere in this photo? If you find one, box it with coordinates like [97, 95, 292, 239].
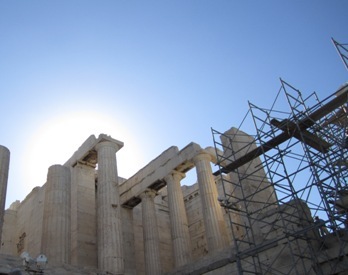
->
[1, 201, 19, 255]
[168, 199, 322, 275]
[183, 184, 207, 260]
[1, 186, 45, 258]
[70, 162, 97, 268]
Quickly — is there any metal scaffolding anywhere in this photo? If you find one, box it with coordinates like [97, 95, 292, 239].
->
[333, 38, 348, 71]
[212, 79, 348, 274]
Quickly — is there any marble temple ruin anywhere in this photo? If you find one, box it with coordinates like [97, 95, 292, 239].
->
[0, 82, 347, 274]
[0, 133, 243, 274]
[0, 128, 281, 274]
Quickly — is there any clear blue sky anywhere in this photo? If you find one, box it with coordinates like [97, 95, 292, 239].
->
[0, 1, 347, 208]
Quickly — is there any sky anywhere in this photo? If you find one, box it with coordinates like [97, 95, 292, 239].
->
[0, 1, 347, 208]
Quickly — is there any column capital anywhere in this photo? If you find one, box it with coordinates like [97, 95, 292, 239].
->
[192, 151, 213, 163]
[95, 141, 122, 152]
[164, 170, 186, 182]
[139, 189, 158, 199]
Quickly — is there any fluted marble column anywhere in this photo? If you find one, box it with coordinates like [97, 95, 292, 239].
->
[165, 171, 192, 267]
[41, 165, 71, 265]
[0, 145, 10, 246]
[95, 141, 123, 274]
[140, 189, 161, 275]
[121, 206, 136, 274]
[193, 152, 229, 253]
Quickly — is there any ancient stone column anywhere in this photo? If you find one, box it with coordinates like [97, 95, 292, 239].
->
[165, 171, 192, 267]
[121, 206, 136, 275]
[95, 141, 123, 274]
[193, 152, 229, 253]
[0, 145, 10, 246]
[140, 189, 161, 275]
[41, 164, 71, 265]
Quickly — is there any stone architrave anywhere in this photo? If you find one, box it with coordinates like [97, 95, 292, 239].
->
[140, 189, 162, 275]
[41, 165, 71, 265]
[165, 171, 192, 267]
[0, 145, 10, 246]
[193, 152, 229, 253]
[95, 141, 124, 274]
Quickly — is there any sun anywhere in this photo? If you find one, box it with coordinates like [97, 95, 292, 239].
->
[21, 111, 144, 197]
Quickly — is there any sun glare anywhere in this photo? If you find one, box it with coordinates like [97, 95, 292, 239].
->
[21, 111, 145, 195]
